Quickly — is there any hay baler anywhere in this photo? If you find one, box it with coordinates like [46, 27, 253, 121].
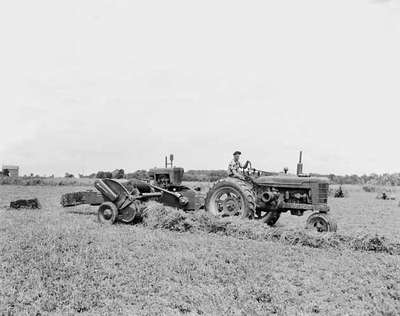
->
[61, 156, 203, 224]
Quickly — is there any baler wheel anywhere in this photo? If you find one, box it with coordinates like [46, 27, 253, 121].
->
[305, 212, 337, 233]
[119, 201, 140, 224]
[98, 202, 118, 225]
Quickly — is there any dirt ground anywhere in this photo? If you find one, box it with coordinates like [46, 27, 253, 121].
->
[1, 184, 400, 315]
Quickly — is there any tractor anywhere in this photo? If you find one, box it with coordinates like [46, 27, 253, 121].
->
[204, 152, 337, 232]
[83, 155, 203, 225]
[144, 154, 203, 211]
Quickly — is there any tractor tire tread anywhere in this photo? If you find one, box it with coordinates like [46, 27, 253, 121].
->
[205, 177, 256, 218]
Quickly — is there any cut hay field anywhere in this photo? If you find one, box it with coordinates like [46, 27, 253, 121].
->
[1, 184, 400, 315]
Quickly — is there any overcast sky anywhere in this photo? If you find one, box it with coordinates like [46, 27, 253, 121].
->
[1, 0, 399, 176]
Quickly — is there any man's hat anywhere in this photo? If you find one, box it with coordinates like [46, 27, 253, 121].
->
[233, 151, 241, 155]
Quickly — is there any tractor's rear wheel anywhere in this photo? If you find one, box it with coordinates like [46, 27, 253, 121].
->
[305, 212, 337, 232]
[98, 202, 118, 225]
[205, 177, 256, 218]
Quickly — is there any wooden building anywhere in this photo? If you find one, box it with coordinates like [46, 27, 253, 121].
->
[2, 165, 19, 177]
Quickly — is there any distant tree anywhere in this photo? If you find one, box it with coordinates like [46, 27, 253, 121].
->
[127, 170, 149, 180]
[65, 172, 75, 178]
[96, 171, 112, 179]
[3, 169, 9, 177]
[111, 169, 125, 179]
[328, 174, 337, 183]
[182, 170, 228, 182]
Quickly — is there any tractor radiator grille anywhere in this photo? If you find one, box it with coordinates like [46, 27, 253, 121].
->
[318, 183, 329, 204]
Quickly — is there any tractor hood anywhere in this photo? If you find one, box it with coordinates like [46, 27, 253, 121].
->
[254, 174, 329, 188]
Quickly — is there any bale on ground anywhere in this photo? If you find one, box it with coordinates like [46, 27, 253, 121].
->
[10, 198, 41, 209]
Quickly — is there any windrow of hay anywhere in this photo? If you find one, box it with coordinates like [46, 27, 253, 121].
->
[138, 202, 400, 255]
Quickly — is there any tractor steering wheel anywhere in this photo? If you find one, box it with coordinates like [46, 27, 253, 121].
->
[242, 161, 261, 178]
[246, 160, 252, 170]
[242, 161, 254, 175]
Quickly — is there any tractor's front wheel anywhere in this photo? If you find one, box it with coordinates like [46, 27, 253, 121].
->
[205, 177, 256, 218]
[305, 212, 337, 232]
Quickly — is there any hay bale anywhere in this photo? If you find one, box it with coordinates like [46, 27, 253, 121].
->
[61, 191, 103, 207]
[10, 198, 40, 209]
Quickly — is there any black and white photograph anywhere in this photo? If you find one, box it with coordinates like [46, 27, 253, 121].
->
[1, 1, 400, 315]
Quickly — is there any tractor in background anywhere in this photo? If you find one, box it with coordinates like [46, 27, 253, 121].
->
[94, 155, 203, 224]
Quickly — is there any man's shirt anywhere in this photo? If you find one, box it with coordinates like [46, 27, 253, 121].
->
[228, 159, 243, 176]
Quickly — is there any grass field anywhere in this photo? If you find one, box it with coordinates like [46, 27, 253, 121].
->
[1, 184, 400, 315]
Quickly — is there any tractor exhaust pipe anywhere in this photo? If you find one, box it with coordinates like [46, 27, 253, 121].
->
[297, 151, 303, 176]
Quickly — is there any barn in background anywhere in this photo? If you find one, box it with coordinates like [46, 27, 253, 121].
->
[2, 165, 19, 177]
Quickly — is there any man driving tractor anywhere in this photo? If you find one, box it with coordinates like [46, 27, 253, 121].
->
[228, 151, 250, 180]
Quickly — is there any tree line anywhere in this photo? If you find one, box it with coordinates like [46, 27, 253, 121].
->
[72, 169, 400, 186]
[324, 173, 400, 186]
